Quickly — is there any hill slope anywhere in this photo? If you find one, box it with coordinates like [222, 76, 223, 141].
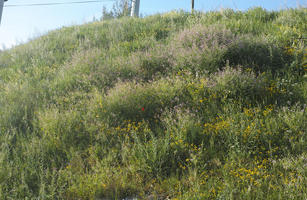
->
[0, 8, 306, 199]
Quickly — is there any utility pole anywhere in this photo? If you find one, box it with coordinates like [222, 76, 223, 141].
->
[130, 0, 140, 17]
[0, 0, 7, 24]
[191, 0, 194, 13]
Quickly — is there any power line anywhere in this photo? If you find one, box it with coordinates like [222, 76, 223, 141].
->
[4, 0, 115, 7]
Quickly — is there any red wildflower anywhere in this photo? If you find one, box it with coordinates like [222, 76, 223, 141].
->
[141, 107, 145, 111]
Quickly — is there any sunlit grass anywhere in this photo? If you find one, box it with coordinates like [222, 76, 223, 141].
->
[0, 7, 306, 199]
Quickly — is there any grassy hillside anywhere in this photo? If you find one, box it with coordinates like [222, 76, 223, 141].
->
[0, 7, 306, 199]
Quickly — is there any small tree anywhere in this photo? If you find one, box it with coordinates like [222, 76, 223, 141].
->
[101, 6, 114, 20]
[101, 0, 131, 20]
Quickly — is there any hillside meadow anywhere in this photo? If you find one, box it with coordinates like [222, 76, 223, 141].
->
[0, 7, 306, 199]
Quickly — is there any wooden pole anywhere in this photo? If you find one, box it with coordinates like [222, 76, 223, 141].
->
[131, 0, 140, 17]
[191, 0, 194, 13]
[135, 0, 140, 17]
[0, 0, 4, 24]
[131, 0, 135, 17]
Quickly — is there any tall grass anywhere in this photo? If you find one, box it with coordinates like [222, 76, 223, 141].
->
[0, 7, 306, 199]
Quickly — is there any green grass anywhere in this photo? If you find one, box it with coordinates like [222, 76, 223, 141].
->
[0, 7, 306, 199]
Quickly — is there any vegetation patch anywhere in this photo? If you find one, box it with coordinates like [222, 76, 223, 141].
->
[0, 7, 306, 199]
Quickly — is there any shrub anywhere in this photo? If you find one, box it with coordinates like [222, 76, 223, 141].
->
[92, 78, 185, 126]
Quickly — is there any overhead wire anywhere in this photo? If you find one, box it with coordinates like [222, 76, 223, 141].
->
[4, 0, 115, 7]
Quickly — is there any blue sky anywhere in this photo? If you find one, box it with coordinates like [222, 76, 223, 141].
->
[0, 0, 306, 49]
